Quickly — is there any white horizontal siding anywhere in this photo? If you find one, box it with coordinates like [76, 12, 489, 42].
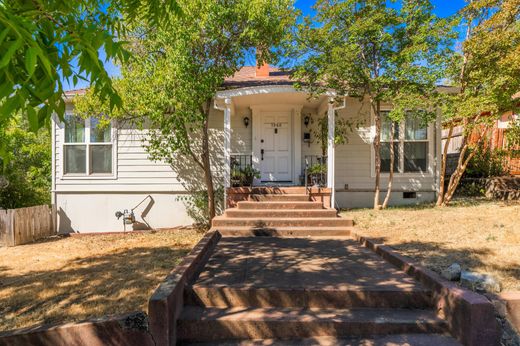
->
[54, 108, 227, 192]
[333, 100, 437, 192]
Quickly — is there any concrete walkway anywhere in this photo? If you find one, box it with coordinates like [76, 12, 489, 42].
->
[178, 237, 461, 345]
[175, 190, 463, 345]
[196, 237, 422, 290]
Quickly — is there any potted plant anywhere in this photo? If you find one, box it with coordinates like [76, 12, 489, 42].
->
[230, 167, 244, 187]
[307, 163, 327, 186]
[241, 165, 261, 187]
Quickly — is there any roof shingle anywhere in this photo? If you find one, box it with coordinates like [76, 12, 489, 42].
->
[223, 66, 294, 89]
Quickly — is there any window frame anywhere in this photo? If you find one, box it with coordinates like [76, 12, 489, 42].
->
[371, 109, 434, 178]
[60, 115, 118, 180]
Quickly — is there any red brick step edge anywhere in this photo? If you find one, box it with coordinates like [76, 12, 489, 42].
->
[349, 230, 500, 346]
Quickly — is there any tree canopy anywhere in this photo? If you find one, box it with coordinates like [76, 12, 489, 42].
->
[76, 0, 296, 223]
[0, 0, 180, 131]
[291, 0, 455, 208]
[438, 0, 520, 205]
[0, 115, 51, 209]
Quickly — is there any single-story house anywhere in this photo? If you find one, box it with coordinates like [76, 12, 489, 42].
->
[52, 62, 443, 233]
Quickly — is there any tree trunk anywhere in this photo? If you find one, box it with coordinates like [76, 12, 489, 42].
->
[373, 100, 382, 209]
[382, 121, 395, 209]
[201, 107, 216, 221]
[436, 125, 454, 206]
[441, 124, 490, 206]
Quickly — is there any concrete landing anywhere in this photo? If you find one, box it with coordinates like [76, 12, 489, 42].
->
[194, 237, 423, 290]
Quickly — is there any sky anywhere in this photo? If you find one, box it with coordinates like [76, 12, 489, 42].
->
[63, 0, 468, 91]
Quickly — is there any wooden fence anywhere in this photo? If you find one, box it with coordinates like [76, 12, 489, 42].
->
[0, 205, 55, 247]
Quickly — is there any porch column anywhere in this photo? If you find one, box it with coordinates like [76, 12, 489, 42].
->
[327, 98, 335, 208]
[222, 98, 232, 204]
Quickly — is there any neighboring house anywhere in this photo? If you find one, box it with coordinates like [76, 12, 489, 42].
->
[442, 109, 520, 176]
[52, 62, 443, 233]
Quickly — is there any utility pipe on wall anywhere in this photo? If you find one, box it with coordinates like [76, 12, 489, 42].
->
[327, 96, 347, 209]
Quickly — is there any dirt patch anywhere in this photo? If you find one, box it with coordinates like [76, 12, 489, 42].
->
[342, 199, 520, 291]
[0, 229, 202, 332]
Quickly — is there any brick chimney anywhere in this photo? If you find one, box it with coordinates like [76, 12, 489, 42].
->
[255, 48, 270, 78]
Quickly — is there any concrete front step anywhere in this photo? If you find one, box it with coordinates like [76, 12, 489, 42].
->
[225, 209, 338, 218]
[177, 306, 448, 342]
[229, 187, 330, 195]
[185, 285, 434, 309]
[180, 334, 462, 346]
[249, 194, 310, 202]
[213, 226, 352, 237]
[212, 216, 353, 228]
[237, 201, 324, 210]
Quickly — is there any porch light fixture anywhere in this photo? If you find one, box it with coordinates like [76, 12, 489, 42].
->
[304, 115, 310, 127]
[243, 116, 250, 128]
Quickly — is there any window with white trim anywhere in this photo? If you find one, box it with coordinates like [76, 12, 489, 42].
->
[63, 116, 114, 175]
[381, 112, 429, 173]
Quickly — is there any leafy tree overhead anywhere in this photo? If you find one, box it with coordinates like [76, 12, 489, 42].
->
[0, 0, 179, 132]
[76, 0, 296, 223]
[437, 0, 520, 206]
[291, 0, 454, 209]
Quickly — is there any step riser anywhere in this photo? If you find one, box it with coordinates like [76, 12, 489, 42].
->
[237, 202, 324, 210]
[230, 187, 330, 195]
[216, 228, 352, 237]
[185, 287, 434, 309]
[212, 219, 353, 228]
[250, 195, 310, 202]
[225, 210, 337, 218]
[178, 320, 447, 342]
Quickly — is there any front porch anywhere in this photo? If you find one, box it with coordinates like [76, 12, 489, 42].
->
[214, 85, 346, 209]
[225, 186, 332, 209]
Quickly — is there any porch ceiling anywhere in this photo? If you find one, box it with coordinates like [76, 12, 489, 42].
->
[231, 91, 327, 110]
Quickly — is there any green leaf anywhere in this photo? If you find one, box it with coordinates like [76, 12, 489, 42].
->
[0, 38, 22, 69]
[0, 96, 19, 120]
[37, 52, 53, 77]
[0, 28, 10, 46]
[57, 97, 66, 117]
[27, 106, 38, 132]
[25, 47, 38, 77]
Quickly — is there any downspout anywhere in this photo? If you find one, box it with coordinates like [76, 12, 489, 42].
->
[51, 114, 57, 233]
[327, 96, 347, 209]
[434, 107, 442, 200]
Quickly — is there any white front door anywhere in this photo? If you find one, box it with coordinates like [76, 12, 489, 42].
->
[260, 111, 292, 182]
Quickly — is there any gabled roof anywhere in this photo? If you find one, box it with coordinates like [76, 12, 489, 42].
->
[223, 66, 294, 89]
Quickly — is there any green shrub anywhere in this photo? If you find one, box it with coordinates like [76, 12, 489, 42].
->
[465, 147, 507, 178]
[177, 187, 224, 230]
[0, 116, 51, 209]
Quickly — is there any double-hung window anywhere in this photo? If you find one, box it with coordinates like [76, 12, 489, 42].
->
[380, 112, 429, 174]
[63, 115, 114, 176]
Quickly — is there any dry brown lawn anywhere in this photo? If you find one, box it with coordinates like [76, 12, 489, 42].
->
[0, 229, 202, 332]
[343, 199, 520, 291]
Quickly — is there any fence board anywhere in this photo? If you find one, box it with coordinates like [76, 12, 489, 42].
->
[0, 205, 55, 247]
